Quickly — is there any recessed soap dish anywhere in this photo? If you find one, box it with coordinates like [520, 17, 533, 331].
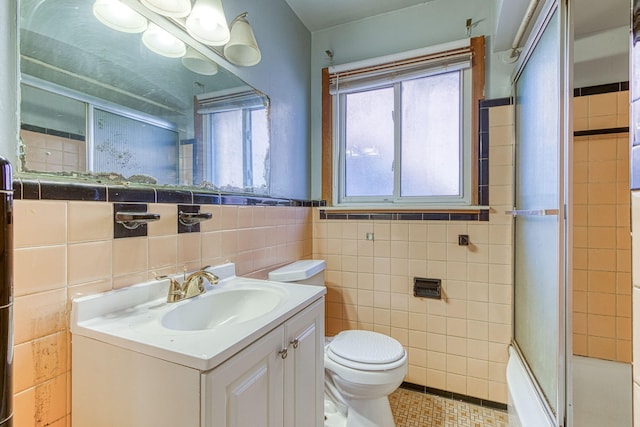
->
[178, 204, 212, 233]
[114, 203, 160, 238]
[115, 212, 161, 230]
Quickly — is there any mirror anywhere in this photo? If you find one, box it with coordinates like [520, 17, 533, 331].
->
[19, 0, 271, 194]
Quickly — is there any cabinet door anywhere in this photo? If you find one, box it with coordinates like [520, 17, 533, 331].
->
[202, 326, 285, 427]
[284, 298, 325, 427]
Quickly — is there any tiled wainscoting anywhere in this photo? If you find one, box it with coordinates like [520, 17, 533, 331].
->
[313, 102, 515, 405]
[12, 99, 516, 424]
[13, 198, 312, 426]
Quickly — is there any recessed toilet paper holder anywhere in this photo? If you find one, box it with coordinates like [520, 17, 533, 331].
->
[413, 277, 441, 299]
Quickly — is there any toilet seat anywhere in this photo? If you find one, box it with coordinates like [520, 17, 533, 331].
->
[327, 330, 406, 371]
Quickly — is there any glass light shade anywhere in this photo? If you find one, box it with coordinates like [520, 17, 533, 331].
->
[185, 0, 230, 46]
[142, 23, 187, 58]
[140, 0, 192, 18]
[223, 15, 261, 66]
[93, 0, 148, 33]
[182, 47, 219, 75]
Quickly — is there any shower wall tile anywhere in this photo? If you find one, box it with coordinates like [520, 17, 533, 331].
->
[573, 90, 631, 363]
[10, 199, 313, 425]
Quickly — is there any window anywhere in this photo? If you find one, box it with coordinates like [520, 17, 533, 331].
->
[207, 108, 269, 191]
[197, 89, 270, 193]
[323, 37, 485, 207]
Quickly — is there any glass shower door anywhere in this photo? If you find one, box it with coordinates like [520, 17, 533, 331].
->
[512, 1, 568, 424]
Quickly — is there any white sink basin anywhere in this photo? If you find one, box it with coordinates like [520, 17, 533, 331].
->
[70, 262, 325, 370]
[161, 287, 285, 331]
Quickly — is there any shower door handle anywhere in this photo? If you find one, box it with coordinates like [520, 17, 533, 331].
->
[505, 208, 559, 217]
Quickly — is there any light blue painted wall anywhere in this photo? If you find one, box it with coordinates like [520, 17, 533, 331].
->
[221, 0, 312, 199]
[308, 0, 517, 199]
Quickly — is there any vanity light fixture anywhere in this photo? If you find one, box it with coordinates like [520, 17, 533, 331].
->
[142, 22, 187, 58]
[140, 0, 192, 18]
[224, 13, 261, 66]
[182, 47, 219, 75]
[93, 0, 148, 33]
[93, 0, 262, 66]
[185, 0, 231, 46]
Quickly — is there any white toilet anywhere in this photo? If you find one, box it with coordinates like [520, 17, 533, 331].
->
[269, 260, 408, 427]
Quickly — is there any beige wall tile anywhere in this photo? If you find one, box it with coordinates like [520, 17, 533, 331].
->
[589, 92, 618, 117]
[13, 387, 35, 427]
[148, 235, 178, 270]
[14, 289, 67, 345]
[67, 241, 112, 285]
[112, 237, 147, 276]
[67, 278, 112, 301]
[488, 105, 513, 127]
[14, 246, 66, 296]
[574, 97, 588, 119]
[146, 203, 177, 237]
[14, 200, 66, 248]
[14, 332, 67, 394]
[67, 202, 112, 242]
[177, 232, 201, 266]
[10, 196, 315, 426]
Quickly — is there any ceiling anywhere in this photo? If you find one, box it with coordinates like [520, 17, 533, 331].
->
[285, 0, 630, 42]
[283, 0, 433, 32]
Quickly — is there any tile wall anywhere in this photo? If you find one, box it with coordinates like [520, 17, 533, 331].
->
[20, 129, 86, 173]
[573, 89, 631, 362]
[12, 200, 312, 426]
[313, 104, 515, 404]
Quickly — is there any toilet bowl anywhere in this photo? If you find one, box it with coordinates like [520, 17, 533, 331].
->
[269, 260, 408, 427]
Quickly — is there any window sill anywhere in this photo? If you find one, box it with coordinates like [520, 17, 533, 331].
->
[320, 205, 490, 212]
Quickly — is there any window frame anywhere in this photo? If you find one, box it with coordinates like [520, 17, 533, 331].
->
[321, 36, 485, 209]
[204, 104, 269, 192]
[334, 69, 472, 206]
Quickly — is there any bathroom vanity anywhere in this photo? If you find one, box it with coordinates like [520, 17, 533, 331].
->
[71, 263, 325, 427]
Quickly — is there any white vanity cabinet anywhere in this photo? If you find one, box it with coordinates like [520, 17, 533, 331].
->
[72, 295, 324, 427]
[203, 298, 324, 427]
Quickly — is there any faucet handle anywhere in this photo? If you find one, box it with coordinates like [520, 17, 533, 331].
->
[154, 273, 184, 303]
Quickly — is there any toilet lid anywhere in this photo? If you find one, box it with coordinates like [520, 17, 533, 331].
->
[327, 330, 406, 370]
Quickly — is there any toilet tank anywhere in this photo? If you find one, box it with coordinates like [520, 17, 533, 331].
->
[268, 260, 326, 285]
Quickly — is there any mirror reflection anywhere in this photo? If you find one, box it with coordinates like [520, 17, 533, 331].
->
[19, 0, 271, 194]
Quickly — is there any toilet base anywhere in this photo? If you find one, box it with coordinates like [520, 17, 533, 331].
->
[324, 395, 395, 427]
[324, 398, 346, 427]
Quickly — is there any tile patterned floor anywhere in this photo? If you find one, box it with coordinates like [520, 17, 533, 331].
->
[389, 388, 509, 427]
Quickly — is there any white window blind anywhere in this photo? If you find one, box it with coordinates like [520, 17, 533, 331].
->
[196, 87, 269, 114]
[329, 39, 472, 95]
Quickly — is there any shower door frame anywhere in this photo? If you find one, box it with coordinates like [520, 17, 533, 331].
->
[510, 0, 572, 425]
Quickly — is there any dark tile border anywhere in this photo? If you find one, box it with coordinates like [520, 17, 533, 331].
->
[400, 382, 508, 412]
[574, 81, 628, 97]
[479, 98, 513, 109]
[574, 127, 629, 137]
[318, 210, 488, 222]
[21, 123, 86, 141]
[40, 181, 106, 201]
[12, 177, 324, 207]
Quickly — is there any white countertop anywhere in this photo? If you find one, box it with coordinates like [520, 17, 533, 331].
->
[71, 263, 326, 371]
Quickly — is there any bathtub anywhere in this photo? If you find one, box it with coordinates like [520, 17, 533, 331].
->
[507, 346, 632, 427]
[506, 346, 554, 427]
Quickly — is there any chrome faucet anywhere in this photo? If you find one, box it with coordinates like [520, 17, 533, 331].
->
[155, 267, 220, 303]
